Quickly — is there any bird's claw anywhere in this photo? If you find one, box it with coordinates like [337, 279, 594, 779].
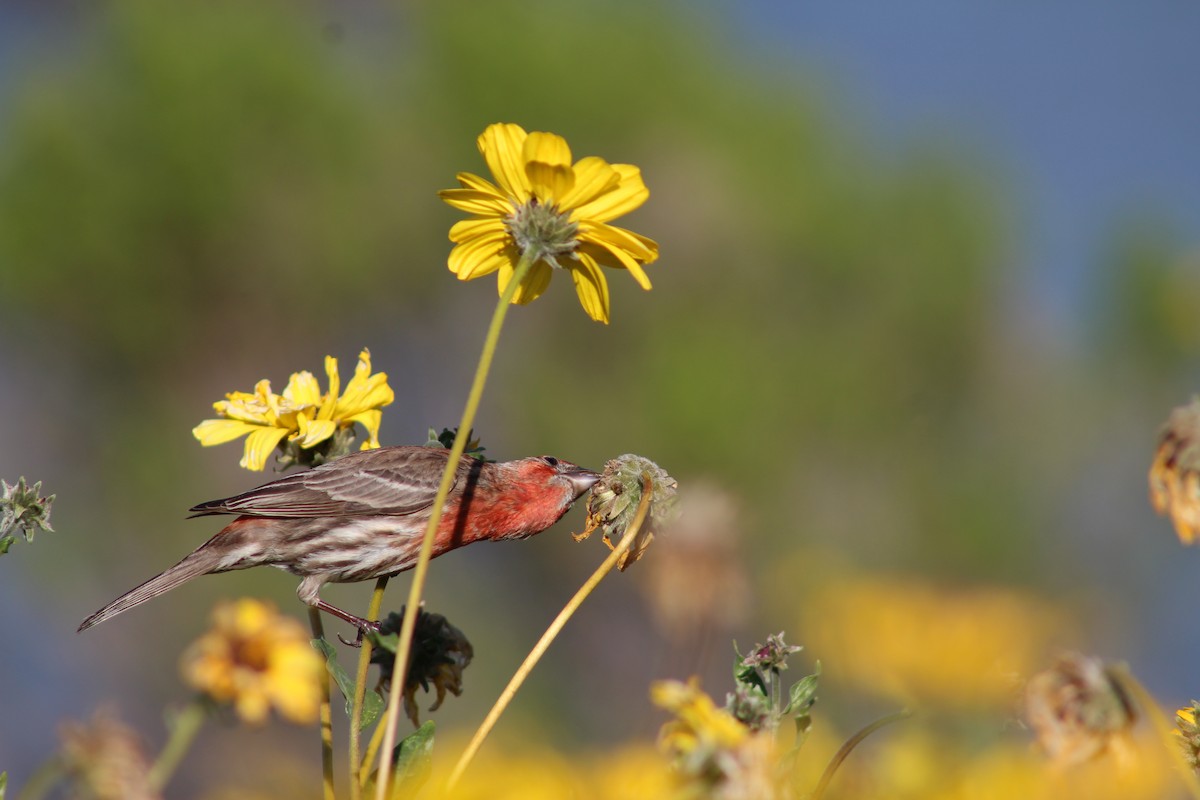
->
[338, 619, 382, 647]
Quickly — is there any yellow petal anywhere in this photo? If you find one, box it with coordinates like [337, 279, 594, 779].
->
[498, 259, 554, 305]
[240, 426, 290, 471]
[454, 171, 503, 194]
[449, 217, 508, 244]
[571, 252, 611, 323]
[346, 409, 383, 448]
[193, 418, 259, 446]
[297, 417, 337, 448]
[478, 123, 531, 203]
[438, 188, 512, 217]
[557, 156, 619, 211]
[578, 239, 653, 291]
[283, 370, 321, 406]
[523, 131, 575, 203]
[570, 163, 649, 223]
[579, 220, 659, 263]
[448, 231, 511, 280]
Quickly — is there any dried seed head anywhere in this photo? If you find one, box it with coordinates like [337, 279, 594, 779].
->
[574, 454, 678, 570]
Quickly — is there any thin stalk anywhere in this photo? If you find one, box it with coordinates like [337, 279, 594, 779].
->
[309, 608, 337, 800]
[1110, 665, 1200, 800]
[810, 710, 911, 800]
[15, 758, 64, 800]
[350, 577, 389, 800]
[445, 473, 655, 791]
[146, 699, 207, 793]
[373, 252, 536, 800]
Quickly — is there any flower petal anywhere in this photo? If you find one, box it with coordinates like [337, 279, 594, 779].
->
[193, 418, 260, 446]
[523, 131, 575, 203]
[578, 239, 653, 291]
[454, 171, 503, 194]
[579, 220, 659, 263]
[449, 217, 508, 244]
[240, 426, 290, 471]
[346, 409, 383, 448]
[448, 230, 511, 280]
[557, 156, 619, 212]
[297, 417, 337, 448]
[283, 370, 322, 407]
[438, 188, 513, 217]
[571, 251, 612, 323]
[478, 123, 531, 203]
[497, 259, 554, 305]
[570, 163, 649, 223]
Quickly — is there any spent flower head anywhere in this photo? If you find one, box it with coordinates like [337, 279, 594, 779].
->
[574, 454, 678, 570]
[1149, 398, 1200, 543]
[193, 348, 393, 471]
[181, 598, 325, 725]
[59, 708, 158, 800]
[439, 123, 659, 324]
[1025, 653, 1136, 766]
[0, 477, 54, 555]
[371, 607, 474, 727]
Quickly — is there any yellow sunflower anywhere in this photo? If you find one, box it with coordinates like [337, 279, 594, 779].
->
[439, 123, 658, 324]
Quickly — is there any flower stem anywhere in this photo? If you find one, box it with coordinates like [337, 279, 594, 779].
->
[373, 251, 536, 800]
[309, 608, 337, 800]
[1110, 665, 1200, 800]
[358, 706, 390, 790]
[810, 710, 912, 800]
[146, 699, 207, 793]
[350, 577, 388, 800]
[445, 473, 655, 791]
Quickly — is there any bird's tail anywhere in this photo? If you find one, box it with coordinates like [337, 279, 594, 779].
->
[78, 549, 221, 632]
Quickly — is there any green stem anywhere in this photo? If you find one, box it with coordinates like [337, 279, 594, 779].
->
[1110, 665, 1200, 800]
[146, 699, 207, 793]
[373, 251, 536, 800]
[350, 577, 389, 800]
[810, 710, 912, 800]
[309, 608, 337, 800]
[358, 706, 390, 790]
[15, 758, 64, 800]
[445, 473, 655, 791]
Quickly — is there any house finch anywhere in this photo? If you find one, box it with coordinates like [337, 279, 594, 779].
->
[79, 446, 599, 632]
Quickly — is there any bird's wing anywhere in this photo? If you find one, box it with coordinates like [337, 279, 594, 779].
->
[188, 446, 467, 518]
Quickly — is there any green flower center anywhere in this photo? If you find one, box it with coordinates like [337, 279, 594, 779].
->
[506, 200, 578, 268]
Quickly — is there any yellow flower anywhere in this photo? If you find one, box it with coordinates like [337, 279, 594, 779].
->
[439, 123, 658, 324]
[181, 598, 325, 725]
[653, 677, 748, 756]
[192, 348, 393, 470]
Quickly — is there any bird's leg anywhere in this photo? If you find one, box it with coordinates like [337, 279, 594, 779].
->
[311, 599, 381, 646]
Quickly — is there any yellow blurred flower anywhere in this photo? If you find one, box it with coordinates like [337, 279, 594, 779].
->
[803, 574, 1066, 708]
[439, 122, 658, 324]
[192, 348, 393, 471]
[1149, 398, 1200, 543]
[181, 598, 325, 725]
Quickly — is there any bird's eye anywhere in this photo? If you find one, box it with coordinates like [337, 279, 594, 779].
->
[541, 456, 559, 467]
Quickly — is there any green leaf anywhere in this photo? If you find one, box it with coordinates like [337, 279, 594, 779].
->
[312, 638, 384, 731]
[391, 721, 435, 795]
[731, 641, 768, 696]
[783, 662, 821, 717]
[0, 535, 12, 556]
[1, 770, 7, 800]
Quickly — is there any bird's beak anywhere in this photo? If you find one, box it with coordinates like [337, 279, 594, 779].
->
[565, 466, 601, 498]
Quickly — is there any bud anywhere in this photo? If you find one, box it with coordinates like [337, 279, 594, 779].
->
[0, 477, 54, 555]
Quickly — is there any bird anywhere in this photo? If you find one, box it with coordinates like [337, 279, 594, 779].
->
[78, 446, 600, 632]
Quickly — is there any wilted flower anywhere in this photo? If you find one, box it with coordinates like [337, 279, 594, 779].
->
[1025, 653, 1136, 766]
[439, 123, 658, 324]
[1149, 398, 1200, 543]
[181, 598, 325, 725]
[371, 607, 474, 726]
[193, 348, 393, 471]
[574, 454, 677, 570]
[0, 477, 54, 555]
[59, 708, 158, 800]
